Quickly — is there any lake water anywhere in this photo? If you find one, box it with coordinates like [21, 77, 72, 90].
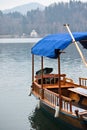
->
[0, 39, 87, 130]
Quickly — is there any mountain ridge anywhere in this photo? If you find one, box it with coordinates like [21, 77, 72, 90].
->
[3, 2, 45, 15]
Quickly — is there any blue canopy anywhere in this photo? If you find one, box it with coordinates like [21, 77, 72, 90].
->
[31, 32, 87, 59]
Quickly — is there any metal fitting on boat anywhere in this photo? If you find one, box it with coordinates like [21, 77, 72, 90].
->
[54, 106, 60, 118]
[28, 87, 32, 96]
[36, 98, 40, 109]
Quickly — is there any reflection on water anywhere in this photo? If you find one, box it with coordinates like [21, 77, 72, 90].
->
[28, 108, 77, 130]
[29, 109, 62, 130]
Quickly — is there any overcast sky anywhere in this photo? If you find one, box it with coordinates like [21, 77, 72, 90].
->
[0, 0, 87, 10]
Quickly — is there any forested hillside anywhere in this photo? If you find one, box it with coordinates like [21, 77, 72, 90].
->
[0, 0, 87, 37]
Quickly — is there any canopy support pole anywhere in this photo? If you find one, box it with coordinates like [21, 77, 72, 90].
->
[41, 56, 44, 99]
[64, 24, 87, 67]
[32, 54, 34, 84]
[58, 53, 62, 110]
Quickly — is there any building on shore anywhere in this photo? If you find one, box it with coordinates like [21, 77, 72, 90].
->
[30, 29, 38, 38]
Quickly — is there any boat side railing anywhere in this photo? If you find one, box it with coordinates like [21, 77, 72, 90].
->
[44, 88, 59, 106]
[33, 81, 72, 113]
[62, 96, 72, 112]
[33, 82, 42, 98]
[44, 89, 72, 113]
[79, 77, 87, 88]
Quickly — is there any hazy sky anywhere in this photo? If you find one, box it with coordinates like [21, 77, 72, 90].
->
[0, 0, 87, 10]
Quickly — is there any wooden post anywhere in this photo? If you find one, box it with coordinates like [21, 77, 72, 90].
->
[58, 53, 62, 110]
[41, 56, 43, 87]
[41, 56, 44, 99]
[32, 54, 34, 84]
[70, 101, 72, 112]
[79, 78, 81, 86]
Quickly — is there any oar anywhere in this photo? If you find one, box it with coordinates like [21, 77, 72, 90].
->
[64, 24, 87, 67]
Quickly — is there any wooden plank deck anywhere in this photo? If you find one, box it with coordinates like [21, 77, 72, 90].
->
[68, 87, 87, 97]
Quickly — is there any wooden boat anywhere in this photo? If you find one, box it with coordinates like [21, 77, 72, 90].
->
[30, 24, 87, 130]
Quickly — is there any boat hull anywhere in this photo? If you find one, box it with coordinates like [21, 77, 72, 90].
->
[39, 100, 87, 130]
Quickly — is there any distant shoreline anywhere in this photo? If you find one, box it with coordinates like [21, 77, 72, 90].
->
[0, 37, 42, 44]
